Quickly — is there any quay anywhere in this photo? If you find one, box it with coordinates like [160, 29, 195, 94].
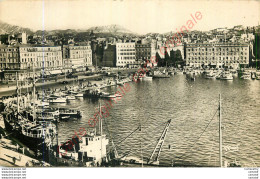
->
[0, 68, 138, 95]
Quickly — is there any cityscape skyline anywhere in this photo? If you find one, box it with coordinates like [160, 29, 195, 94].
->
[0, 0, 259, 34]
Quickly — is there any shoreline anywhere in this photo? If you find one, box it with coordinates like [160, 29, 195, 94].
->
[0, 68, 138, 96]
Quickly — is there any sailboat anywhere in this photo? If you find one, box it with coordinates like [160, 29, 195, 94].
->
[2, 71, 57, 153]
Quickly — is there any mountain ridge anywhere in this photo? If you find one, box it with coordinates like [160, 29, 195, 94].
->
[0, 21, 137, 36]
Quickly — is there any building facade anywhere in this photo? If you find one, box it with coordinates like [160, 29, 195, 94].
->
[185, 43, 249, 69]
[0, 46, 20, 71]
[19, 46, 63, 70]
[63, 45, 92, 70]
[116, 42, 136, 67]
[136, 43, 153, 62]
[102, 44, 116, 67]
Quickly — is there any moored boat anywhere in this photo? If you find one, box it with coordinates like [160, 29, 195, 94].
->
[220, 72, 233, 80]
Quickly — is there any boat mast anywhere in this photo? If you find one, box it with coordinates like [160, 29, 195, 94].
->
[99, 102, 103, 165]
[219, 94, 223, 167]
[140, 119, 143, 167]
[16, 72, 19, 113]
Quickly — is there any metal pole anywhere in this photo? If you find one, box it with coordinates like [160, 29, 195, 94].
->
[219, 94, 222, 167]
[16, 72, 19, 113]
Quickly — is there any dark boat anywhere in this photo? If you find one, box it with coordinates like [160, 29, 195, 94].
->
[2, 111, 57, 152]
[58, 108, 82, 118]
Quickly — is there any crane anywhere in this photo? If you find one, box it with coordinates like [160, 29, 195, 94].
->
[148, 119, 171, 165]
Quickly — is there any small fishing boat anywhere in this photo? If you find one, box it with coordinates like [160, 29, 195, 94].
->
[58, 108, 81, 118]
[75, 93, 84, 98]
[153, 70, 170, 78]
[99, 92, 110, 98]
[240, 72, 251, 80]
[106, 93, 122, 98]
[220, 72, 233, 80]
[205, 71, 216, 79]
[66, 95, 76, 101]
[143, 76, 153, 81]
[116, 79, 125, 85]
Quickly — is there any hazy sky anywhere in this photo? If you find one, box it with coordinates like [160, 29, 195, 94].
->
[0, 0, 259, 34]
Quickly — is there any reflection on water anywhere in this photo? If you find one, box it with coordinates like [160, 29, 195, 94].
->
[52, 75, 259, 167]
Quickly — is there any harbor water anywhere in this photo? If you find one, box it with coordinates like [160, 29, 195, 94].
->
[2, 74, 260, 167]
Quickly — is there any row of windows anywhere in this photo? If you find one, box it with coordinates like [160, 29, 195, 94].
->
[20, 47, 61, 52]
[117, 56, 135, 60]
[187, 44, 248, 47]
[117, 45, 135, 48]
[70, 54, 91, 59]
[0, 59, 18, 63]
[137, 52, 150, 55]
[187, 47, 248, 52]
[136, 45, 151, 48]
[187, 52, 247, 56]
[21, 52, 61, 57]
[117, 49, 135, 52]
[187, 60, 248, 64]
[118, 53, 135, 55]
[187, 56, 247, 60]
[0, 64, 19, 68]
[69, 47, 91, 50]
[0, 54, 19, 57]
[70, 50, 91, 54]
[117, 61, 135, 64]
[20, 57, 61, 63]
[136, 49, 151, 52]
[0, 48, 18, 52]
[20, 61, 61, 68]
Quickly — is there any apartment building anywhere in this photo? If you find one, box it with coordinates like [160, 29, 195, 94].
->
[135, 42, 156, 62]
[63, 45, 92, 70]
[116, 42, 136, 67]
[19, 45, 63, 70]
[0, 46, 20, 70]
[185, 43, 249, 69]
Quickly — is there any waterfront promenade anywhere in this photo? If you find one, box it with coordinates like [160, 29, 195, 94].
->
[0, 68, 137, 95]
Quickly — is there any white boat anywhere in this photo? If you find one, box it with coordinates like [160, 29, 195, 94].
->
[116, 79, 125, 85]
[107, 93, 122, 98]
[49, 97, 67, 103]
[75, 93, 84, 97]
[99, 92, 110, 98]
[205, 71, 217, 79]
[220, 72, 233, 80]
[240, 73, 251, 79]
[143, 76, 153, 81]
[66, 95, 76, 100]
[153, 70, 170, 78]
[35, 100, 50, 107]
[251, 73, 256, 80]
